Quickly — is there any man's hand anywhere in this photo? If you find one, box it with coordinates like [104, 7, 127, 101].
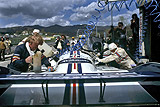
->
[95, 57, 102, 65]
[96, 53, 101, 57]
[25, 56, 33, 63]
[95, 57, 102, 62]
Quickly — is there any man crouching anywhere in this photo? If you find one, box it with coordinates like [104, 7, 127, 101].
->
[96, 43, 136, 70]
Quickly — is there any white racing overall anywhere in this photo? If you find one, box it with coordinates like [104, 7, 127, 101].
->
[99, 47, 136, 69]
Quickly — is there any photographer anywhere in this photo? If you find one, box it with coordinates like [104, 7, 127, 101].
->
[108, 22, 127, 50]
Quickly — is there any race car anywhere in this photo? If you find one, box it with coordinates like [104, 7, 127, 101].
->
[0, 49, 160, 106]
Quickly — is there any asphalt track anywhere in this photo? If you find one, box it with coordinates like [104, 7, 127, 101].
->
[0, 54, 12, 67]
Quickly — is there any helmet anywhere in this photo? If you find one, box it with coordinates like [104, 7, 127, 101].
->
[108, 43, 117, 50]
[72, 37, 74, 39]
[33, 29, 40, 33]
[79, 35, 85, 38]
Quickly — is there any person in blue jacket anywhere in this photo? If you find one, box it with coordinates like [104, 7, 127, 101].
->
[8, 34, 52, 72]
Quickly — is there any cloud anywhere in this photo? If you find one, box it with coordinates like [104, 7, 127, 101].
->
[31, 15, 71, 27]
[74, 2, 97, 14]
[0, 0, 139, 28]
[64, 6, 73, 11]
[70, 13, 91, 21]
[0, 0, 84, 19]
[127, 8, 139, 17]
[0, 0, 87, 27]
[70, 1, 107, 22]
[96, 8, 139, 26]
[85, 1, 139, 26]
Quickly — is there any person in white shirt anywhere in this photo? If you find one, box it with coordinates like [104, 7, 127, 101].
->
[96, 43, 136, 69]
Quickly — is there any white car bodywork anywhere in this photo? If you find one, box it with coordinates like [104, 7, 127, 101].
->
[50, 50, 128, 74]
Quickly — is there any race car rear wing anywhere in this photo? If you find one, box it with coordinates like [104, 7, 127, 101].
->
[0, 72, 160, 84]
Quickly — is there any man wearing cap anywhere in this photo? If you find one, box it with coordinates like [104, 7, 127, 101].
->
[96, 43, 136, 69]
[33, 29, 40, 34]
[18, 29, 40, 45]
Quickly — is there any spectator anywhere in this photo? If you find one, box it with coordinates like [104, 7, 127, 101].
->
[108, 22, 127, 50]
[70, 37, 77, 47]
[70, 37, 77, 51]
[18, 29, 40, 45]
[4, 37, 12, 55]
[130, 13, 139, 57]
[61, 35, 70, 51]
[0, 37, 6, 61]
[55, 36, 64, 55]
[33, 29, 40, 35]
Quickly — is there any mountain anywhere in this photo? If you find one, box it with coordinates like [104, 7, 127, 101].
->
[0, 24, 110, 37]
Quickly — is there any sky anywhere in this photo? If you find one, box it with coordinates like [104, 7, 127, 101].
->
[0, 0, 139, 28]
